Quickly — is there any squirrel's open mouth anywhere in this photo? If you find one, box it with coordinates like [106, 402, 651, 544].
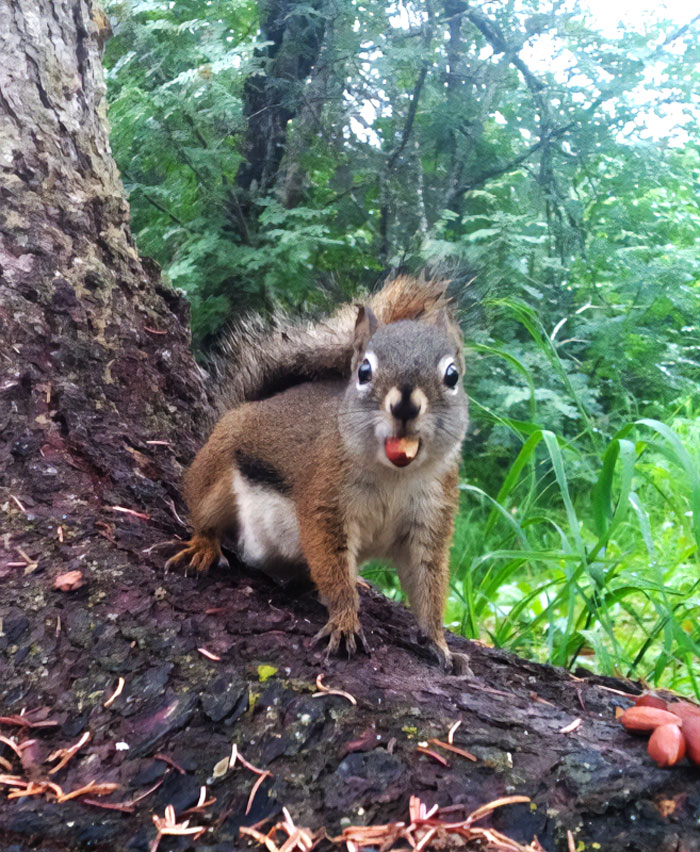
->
[385, 436, 420, 467]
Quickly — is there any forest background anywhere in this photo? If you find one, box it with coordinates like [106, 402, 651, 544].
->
[103, 0, 700, 694]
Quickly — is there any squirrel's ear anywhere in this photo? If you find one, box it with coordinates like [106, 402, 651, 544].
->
[432, 307, 466, 367]
[432, 307, 461, 339]
[353, 305, 378, 361]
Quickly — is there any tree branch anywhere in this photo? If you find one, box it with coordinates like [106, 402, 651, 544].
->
[133, 187, 185, 228]
[386, 62, 430, 171]
[662, 12, 700, 46]
[465, 8, 545, 92]
[451, 120, 576, 199]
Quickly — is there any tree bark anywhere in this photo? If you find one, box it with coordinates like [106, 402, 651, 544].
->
[1, 4, 700, 852]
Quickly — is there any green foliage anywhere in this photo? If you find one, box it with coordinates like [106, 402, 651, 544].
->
[104, 1, 700, 688]
[449, 407, 700, 694]
[104, 0, 376, 347]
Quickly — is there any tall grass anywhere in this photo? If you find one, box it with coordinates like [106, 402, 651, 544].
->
[449, 414, 700, 694]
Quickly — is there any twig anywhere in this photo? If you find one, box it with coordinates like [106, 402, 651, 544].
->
[103, 677, 125, 708]
[197, 647, 221, 662]
[0, 715, 59, 729]
[150, 804, 206, 852]
[246, 770, 271, 815]
[0, 735, 23, 759]
[416, 746, 449, 767]
[182, 784, 216, 815]
[48, 731, 90, 775]
[108, 506, 151, 521]
[333, 794, 535, 852]
[165, 497, 187, 527]
[57, 780, 119, 802]
[230, 743, 266, 776]
[85, 776, 165, 812]
[240, 806, 316, 852]
[428, 738, 477, 762]
[154, 753, 186, 775]
[311, 674, 357, 705]
[9, 495, 27, 514]
[15, 548, 37, 571]
[82, 798, 135, 813]
[559, 718, 582, 735]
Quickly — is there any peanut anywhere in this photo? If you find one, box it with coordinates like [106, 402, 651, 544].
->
[634, 693, 667, 711]
[667, 701, 700, 725]
[681, 716, 700, 766]
[619, 706, 682, 733]
[648, 723, 686, 767]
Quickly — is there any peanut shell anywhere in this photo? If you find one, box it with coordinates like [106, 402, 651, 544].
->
[53, 570, 85, 591]
[648, 723, 686, 767]
[619, 706, 682, 733]
[634, 693, 667, 710]
[682, 716, 700, 766]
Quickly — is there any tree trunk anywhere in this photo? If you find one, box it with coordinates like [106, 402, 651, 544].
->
[1, 4, 699, 852]
[231, 0, 327, 236]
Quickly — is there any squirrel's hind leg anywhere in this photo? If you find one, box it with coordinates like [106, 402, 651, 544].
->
[166, 448, 238, 576]
[165, 532, 225, 576]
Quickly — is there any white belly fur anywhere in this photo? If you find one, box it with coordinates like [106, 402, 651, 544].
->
[352, 471, 445, 564]
[232, 471, 303, 566]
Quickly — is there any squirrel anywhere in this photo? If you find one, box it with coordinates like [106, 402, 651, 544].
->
[167, 275, 471, 675]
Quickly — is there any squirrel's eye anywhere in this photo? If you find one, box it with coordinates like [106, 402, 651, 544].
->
[358, 358, 373, 384]
[444, 362, 459, 389]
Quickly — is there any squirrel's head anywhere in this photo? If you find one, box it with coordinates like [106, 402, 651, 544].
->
[340, 305, 469, 472]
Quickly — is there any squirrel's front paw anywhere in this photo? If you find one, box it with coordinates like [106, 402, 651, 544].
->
[447, 651, 473, 677]
[312, 613, 369, 659]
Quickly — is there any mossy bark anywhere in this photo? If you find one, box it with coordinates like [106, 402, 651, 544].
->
[1, 4, 699, 852]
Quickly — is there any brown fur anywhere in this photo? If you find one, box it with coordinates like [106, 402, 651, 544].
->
[168, 276, 470, 674]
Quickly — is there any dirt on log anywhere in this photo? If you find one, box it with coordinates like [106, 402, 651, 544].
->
[1, 3, 700, 852]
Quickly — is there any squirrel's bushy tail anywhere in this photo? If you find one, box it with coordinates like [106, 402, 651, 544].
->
[215, 275, 451, 411]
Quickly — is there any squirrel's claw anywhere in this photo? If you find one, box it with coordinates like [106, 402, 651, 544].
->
[341, 627, 370, 658]
[355, 626, 370, 654]
[164, 535, 222, 577]
[423, 634, 473, 677]
[312, 616, 369, 660]
[432, 644, 473, 678]
[447, 651, 473, 677]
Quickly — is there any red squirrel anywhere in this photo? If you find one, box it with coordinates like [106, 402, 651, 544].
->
[168, 276, 471, 674]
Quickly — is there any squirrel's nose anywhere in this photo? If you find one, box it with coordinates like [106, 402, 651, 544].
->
[390, 385, 421, 423]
